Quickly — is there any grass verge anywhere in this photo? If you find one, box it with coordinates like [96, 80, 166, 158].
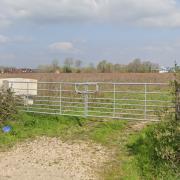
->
[0, 113, 86, 150]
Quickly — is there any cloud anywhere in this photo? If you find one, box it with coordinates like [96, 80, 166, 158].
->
[0, 0, 180, 27]
[49, 42, 75, 52]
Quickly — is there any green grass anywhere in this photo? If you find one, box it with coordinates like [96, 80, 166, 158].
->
[127, 120, 180, 180]
[0, 113, 128, 150]
[0, 113, 86, 150]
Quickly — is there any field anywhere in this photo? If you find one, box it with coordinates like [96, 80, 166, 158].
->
[0, 72, 174, 82]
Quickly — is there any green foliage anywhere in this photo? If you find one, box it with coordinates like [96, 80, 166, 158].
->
[0, 89, 18, 123]
[0, 113, 86, 149]
[62, 66, 72, 73]
[128, 114, 180, 179]
[63, 58, 73, 73]
[37, 58, 160, 73]
[97, 60, 113, 73]
[127, 59, 159, 73]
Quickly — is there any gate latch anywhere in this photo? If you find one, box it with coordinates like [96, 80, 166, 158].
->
[75, 83, 99, 94]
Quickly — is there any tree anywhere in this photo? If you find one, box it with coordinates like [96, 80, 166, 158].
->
[97, 60, 113, 73]
[97, 60, 107, 73]
[83, 63, 96, 73]
[52, 59, 60, 72]
[127, 59, 159, 73]
[63, 58, 73, 73]
[75, 60, 82, 73]
[38, 64, 53, 73]
[127, 59, 142, 72]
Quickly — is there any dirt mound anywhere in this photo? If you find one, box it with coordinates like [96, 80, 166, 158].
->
[0, 137, 110, 180]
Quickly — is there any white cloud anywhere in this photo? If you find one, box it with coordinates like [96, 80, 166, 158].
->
[49, 42, 75, 52]
[0, 0, 180, 27]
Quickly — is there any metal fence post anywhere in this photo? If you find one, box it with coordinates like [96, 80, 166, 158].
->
[84, 84, 88, 117]
[59, 83, 62, 115]
[27, 82, 29, 111]
[144, 83, 147, 120]
[113, 83, 116, 117]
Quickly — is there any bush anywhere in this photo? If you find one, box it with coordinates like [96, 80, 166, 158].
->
[0, 89, 18, 123]
[128, 109, 179, 179]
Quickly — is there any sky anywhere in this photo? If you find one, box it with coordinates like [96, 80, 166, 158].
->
[0, 0, 180, 68]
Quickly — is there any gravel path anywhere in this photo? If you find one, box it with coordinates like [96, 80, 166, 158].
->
[0, 137, 110, 180]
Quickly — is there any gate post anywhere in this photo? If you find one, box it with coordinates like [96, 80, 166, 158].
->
[27, 82, 29, 111]
[144, 83, 147, 120]
[113, 83, 116, 118]
[84, 84, 88, 117]
[59, 83, 62, 115]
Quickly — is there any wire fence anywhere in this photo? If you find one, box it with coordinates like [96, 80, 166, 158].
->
[8, 81, 174, 121]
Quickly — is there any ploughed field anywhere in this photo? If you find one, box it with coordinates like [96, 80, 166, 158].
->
[0, 73, 174, 83]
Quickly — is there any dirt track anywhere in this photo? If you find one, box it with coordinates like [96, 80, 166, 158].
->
[0, 137, 110, 180]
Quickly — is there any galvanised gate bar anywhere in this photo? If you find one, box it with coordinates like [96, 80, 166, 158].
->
[9, 81, 173, 121]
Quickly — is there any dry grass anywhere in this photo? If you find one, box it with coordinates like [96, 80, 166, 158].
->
[0, 73, 174, 82]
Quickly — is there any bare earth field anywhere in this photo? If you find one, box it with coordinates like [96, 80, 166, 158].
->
[0, 137, 110, 180]
[0, 73, 174, 83]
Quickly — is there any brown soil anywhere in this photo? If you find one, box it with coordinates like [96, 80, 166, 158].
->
[0, 73, 173, 83]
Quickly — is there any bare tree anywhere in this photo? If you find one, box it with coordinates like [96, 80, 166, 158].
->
[75, 60, 82, 73]
[63, 58, 74, 73]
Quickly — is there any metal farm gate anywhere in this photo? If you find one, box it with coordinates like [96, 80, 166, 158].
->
[10, 81, 173, 121]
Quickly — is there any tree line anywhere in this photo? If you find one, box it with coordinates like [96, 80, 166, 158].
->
[38, 58, 160, 73]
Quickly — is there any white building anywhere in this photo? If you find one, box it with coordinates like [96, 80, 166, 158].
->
[159, 67, 169, 73]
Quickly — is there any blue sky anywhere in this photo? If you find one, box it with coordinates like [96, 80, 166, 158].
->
[0, 0, 180, 68]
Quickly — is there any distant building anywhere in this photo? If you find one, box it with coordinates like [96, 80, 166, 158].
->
[1, 67, 36, 73]
[159, 67, 169, 73]
[20, 68, 33, 73]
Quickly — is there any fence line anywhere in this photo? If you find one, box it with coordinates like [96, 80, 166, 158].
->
[7, 81, 173, 121]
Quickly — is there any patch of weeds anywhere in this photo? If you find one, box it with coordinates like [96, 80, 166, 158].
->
[0, 112, 86, 150]
[127, 117, 180, 180]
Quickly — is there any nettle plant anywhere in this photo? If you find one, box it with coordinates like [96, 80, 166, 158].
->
[0, 88, 18, 123]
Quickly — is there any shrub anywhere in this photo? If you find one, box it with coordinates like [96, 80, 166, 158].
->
[0, 88, 18, 123]
[128, 114, 179, 179]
